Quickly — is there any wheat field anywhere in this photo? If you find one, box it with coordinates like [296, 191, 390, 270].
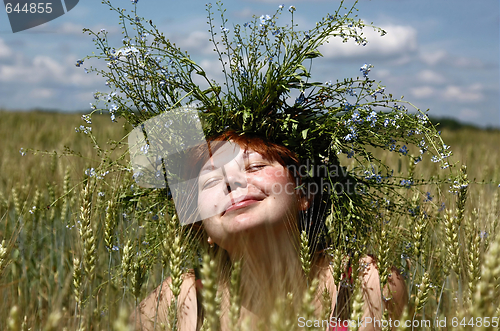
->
[0, 110, 499, 330]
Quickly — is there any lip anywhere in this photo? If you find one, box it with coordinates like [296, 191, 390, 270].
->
[222, 194, 264, 215]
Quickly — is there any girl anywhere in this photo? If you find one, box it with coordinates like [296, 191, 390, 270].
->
[132, 131, 407, 331]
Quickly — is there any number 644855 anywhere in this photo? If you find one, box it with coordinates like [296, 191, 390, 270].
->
[5, 3, 53, 14]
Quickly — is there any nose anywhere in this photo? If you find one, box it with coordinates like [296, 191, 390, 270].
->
[222, 165, 247, 194]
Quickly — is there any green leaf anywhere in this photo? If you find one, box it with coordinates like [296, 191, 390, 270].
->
[304, 49, 323, 59]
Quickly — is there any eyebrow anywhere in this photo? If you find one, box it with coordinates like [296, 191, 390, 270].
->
[200, 162, 217, 174]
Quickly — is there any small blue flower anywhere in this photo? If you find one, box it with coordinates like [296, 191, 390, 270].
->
[82, 114, 92, 124]
[295, 92, 305, 105]
[347, 150, 354, 158]
[289, 5, 296, 12]
[399, 145, 408, 155]
[131, 0, 138, 3]
[260, 15, 271, 25]
[400, 179, 412, 188]
[388, 139, 396, 152]
[370, 87, 385, 98]
[343, 101, 354, 112]
[360, 63, 372, 78]
[19, 148, 26, 156]
[351, 110, 362, 124]
[75, 59, 84, 67]
[441, 162, 450, 169]
[424, 192, 433, 202]
[85, 168, 97, 177]
[438, 202, 446, 211]
[366, 111, 377, 127]
[220, 26, 229, 33]
[279, 4, 284, 9]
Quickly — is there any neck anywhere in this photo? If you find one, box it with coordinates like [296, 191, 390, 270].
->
[226, 221, 306, 315]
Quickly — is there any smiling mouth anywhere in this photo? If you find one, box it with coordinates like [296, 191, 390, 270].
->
[222, 197, 262, 215]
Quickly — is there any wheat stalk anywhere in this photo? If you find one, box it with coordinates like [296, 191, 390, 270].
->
[444, 209, 461, 276]
[471, 237, 500, 328]
[228, 260, 242, 331]
[0, 240, 9, 276]
[73, 257, 82, 313]
[413, 272, 430, 315]
[299, 230, 311, 277]
[79, 181, 96, 281]
[200, 253, 221, 331]
[104, 199, 116, 252]
[7, 306, 20, 331]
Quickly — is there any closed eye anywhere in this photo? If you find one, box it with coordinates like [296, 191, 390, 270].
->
[246, 163, 267, 172]
[201, 177, 223, 190]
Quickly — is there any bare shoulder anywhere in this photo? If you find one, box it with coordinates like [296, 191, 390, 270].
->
[130, 271, 199, 331]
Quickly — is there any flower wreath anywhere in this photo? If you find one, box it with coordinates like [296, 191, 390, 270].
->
[80, 0, 456, 271]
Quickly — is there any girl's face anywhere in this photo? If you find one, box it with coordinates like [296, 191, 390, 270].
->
[197, 142, 306, 250]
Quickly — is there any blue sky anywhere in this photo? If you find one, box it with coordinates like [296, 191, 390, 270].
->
[0, 0, 498, 127]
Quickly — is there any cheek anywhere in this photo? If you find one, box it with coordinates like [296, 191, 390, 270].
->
[198, 187, 222, 218]
[252, 167, 297, 195]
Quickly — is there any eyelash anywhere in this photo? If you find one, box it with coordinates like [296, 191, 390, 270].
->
[247, 164, 266, 172]
[201, 164, 266, 189]
[203, 177, 222, 190]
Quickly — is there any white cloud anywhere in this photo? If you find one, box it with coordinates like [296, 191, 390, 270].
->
[320, 24, 418, 60]
[0, 38, 13, 58]
[420, 50, 447, 66]
[420, 50, 483, 69]
[30, 88, 55, 99]
[233, 7, 256, 18]
[410, 86, 435, 99]
[411, 83, 484, 102]
[452, 56, 483, 69]
[175, 31, 213, 55]
[0, 54, 101, 87]
[443, 84, 483, 102]
[373, 69, 391, 79]
[417, 69, 446, 84]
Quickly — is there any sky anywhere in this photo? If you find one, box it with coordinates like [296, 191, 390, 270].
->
[0, 0, 498, 128]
